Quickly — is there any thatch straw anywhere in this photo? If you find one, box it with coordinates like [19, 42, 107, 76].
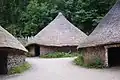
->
[26, 12, 87, 47]
[78, 1, 120, 48]
[0, 26, 28, 52]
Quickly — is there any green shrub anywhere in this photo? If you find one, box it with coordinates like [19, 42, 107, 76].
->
[74, 55, 104, 69]
[8, 62, 31, 74]
[86, 57, 104, 68]
[40, 52, 78, 58]
[74, 54, 84, 66]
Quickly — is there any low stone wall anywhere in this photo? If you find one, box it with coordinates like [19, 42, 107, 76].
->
[40, 46, 77, 55]
[40, 46, 57, 55]
[83, 46, 106, 65]
[7, 54, 26, 71]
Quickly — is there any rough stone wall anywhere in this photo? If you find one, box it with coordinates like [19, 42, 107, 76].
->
[40, 46, 57, 55]
[83, 46, 106, 65]
[40, 46, 77, 55]
[7, 54, 26, 71]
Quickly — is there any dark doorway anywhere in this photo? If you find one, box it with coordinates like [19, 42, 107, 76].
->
[108, 47, 120, 67]
[0, 53, 8, 74]
[35, 45, 40, 56]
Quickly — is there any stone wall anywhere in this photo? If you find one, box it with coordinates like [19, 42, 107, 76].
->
[40, 46, 56, 55]
[40, 46, 77, 55]
[83, 46, 106, 65]
[7, 54, 26, 71]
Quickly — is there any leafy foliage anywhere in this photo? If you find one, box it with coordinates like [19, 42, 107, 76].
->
[0, 0, 116, 37]
[74, 54, 84, 66]
[40, 52, 79, 58]
[86, 56, 104, 68]
[74, 55, 104, 68]
[0, 0, 28, 37]
[8, 62, 31, 74]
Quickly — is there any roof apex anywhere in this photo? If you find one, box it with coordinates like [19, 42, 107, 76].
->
[58, 12, 63, 16]
[26, 12, 88, 47]
[55, 12, 64, 19]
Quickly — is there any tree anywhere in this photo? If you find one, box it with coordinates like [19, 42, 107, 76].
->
[0, 0, 28, 37]
[20, 0, 58, 36]
[0, 0, 117, 37]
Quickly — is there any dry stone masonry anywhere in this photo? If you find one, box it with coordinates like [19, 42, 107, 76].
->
[7, 54, 26, 71]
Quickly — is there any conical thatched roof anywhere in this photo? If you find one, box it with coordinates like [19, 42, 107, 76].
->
[0, 26, 28, 52]
[27, 12, 87, 47]
[78, 1, 120, 48]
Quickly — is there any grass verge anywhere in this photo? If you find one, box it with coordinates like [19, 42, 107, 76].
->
[74, 55, 105, 69]
[8, 62, 31, 74]
[40, 52, 79, 58]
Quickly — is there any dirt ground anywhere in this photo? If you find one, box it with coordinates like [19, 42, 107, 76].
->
[1, 57, 120, 80]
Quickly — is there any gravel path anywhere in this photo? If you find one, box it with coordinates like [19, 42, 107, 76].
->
[1, 57, 120, 80]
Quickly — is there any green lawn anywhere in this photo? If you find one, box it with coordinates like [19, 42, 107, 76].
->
[8, 62, 31, 74]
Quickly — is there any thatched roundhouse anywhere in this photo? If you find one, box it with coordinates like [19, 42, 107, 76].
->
[0, 26, 27, 74]
[26, 12, 87, 56]
[78, 1, 120, 67]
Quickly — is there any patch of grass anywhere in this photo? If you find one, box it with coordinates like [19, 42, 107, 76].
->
[74, 54, 84, 66]
[86, 57, 104, 68]
[40, 52, 79, 58]
[8, 62, 31, 74]
[74, 55, 104, 69]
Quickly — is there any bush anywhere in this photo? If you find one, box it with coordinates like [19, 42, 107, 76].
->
[40, 52, 78, 58]
[8, 62, 31, 74]
[74, 54, 84, 66]
[74, 55, 104, 69]
[86, 57, 104, 68]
